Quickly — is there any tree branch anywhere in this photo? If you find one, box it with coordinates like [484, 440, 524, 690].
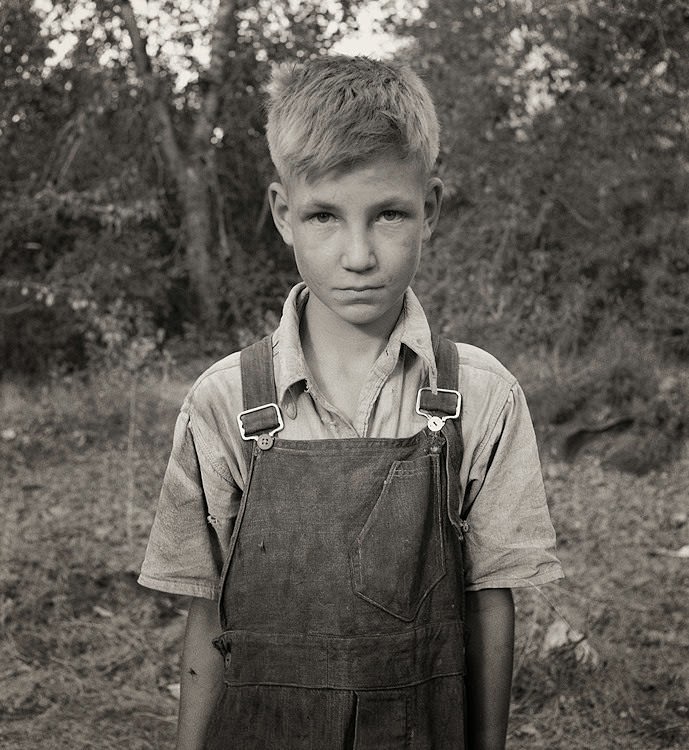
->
[193, 2, 242, 259]
[554, 196, 596, 230]
[202, 0, 239, 125]
[113, 0, 185, 184]
[117, 0, 153, 81]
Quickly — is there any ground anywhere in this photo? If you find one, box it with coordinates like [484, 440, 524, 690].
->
[1, 368, 687, 749]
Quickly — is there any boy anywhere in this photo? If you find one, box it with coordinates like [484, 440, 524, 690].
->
[139, 56, 563, 749]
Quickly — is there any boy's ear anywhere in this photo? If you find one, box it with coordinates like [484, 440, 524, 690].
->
[422, 177, 444, 242]
[268, 181, 294, 247]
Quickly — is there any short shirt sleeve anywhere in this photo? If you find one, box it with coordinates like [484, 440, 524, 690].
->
[138, 405, 240, 600]
[461, 381, 564, 592]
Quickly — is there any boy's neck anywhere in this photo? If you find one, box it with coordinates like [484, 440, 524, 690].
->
[298, 295, 404, 425]
[300, 295, 401, 376]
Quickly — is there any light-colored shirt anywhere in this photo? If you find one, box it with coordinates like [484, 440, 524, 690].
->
[139, 283, 563, 600]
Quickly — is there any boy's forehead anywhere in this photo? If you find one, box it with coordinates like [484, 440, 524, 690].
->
[286, 154, 427, 200]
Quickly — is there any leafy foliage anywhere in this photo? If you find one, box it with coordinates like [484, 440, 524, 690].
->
[1, 0, 687, 377]
[405, 0, 689, 358]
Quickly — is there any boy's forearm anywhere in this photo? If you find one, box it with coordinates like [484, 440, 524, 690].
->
[176, 597, 226, 750]
[464, 588, 515, 750]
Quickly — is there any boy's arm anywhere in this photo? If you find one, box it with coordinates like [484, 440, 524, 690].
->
[465, 588, 515, 750]
[176, 597, 226, 750]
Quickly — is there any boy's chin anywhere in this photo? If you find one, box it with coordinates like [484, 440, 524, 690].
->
[327, 302, 403, 335]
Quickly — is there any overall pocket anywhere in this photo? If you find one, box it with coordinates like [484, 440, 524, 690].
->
[349, 453, 446, 621]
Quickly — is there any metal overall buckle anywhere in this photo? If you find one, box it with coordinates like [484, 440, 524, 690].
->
[415, 388, 461, 432]
[236, 403, 284, 450]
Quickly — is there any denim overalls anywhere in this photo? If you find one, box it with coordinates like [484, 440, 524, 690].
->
[205, 335, 467, 749]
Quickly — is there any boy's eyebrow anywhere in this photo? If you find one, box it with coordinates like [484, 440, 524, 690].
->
[370, 196, 418, 211]
[298, 195, 418, 213]
[298, 199, 338, 213]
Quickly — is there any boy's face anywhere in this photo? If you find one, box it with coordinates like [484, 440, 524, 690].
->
[269, 154, 443, 337]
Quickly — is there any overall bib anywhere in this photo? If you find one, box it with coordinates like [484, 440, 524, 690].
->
[205, 335, 467, 750]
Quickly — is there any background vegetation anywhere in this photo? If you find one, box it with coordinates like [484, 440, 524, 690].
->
[2, 0, 687, 376]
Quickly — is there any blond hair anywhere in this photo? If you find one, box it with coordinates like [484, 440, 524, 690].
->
[265, 55, 439, 183]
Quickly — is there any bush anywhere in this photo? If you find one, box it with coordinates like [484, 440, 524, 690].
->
[0, 189, 177, 377]
[0, 285, 88, 376]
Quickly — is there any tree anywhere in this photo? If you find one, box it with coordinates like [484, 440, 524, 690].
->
[106, 0, 235, 328]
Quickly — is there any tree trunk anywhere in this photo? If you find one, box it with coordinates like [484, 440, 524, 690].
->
[181, 163, 221, 327]
[115, 0, 241, 329]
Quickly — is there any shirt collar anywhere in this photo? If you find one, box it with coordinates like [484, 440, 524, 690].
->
[273, 282, 438, 407]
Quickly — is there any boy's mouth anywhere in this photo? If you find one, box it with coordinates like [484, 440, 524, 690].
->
[338, 285, 383, 292]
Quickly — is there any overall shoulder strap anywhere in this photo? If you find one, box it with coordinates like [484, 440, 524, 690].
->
[240, 334, 277, 409]
[238, 334, 280, 466]
[432, 334, 460, 392]
[418, 334, 461, 417]
[432, 335, 467, 528]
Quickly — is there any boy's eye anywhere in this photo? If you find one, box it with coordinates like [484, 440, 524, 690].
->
[379, 210, 404, 222]
[310, 212, 333, 224]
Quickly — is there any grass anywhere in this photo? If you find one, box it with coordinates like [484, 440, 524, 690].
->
[1, 372, 185, 749]
[509, 450, 689, 748]
[1, 361, 688, 749]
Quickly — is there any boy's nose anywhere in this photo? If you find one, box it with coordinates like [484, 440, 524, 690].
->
[342, 231, 376, 272]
